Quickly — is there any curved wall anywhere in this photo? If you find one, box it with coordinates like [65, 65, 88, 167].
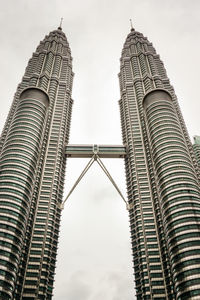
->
[0, 88, 48, 299]
[143, 89, 200, 299]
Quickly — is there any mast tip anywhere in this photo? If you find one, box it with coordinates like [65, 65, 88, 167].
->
[58, 17, 63, 30]
[129, 19, 134, 31]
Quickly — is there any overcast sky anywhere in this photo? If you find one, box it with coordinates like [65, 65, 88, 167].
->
[1, 1, 200, 299]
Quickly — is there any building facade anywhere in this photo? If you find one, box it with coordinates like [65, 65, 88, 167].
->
[1, 25, 200, 300]
[0, 27, 73, 299]
[193, 136, 200, 167]
[119, 27, 200, 299]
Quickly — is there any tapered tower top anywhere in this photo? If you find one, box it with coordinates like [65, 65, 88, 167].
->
[120, 25, 151, 62]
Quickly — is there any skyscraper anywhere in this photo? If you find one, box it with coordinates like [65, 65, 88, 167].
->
[1, 23, 200, 300]
[119, 27, 200, 299]
[0, 26, 73, 299]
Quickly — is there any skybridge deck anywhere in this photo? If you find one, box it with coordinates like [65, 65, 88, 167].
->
[65, 144, 126, 158]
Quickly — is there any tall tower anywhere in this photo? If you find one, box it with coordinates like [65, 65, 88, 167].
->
[1, 24, 200, 300]
[119, 27, 200, 299]
[0, 26, 73, 299]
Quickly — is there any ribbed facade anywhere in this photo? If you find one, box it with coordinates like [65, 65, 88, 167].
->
[193, 136, 200, 167]
[0, 27, 73, 299]
[119, 28, 200, 299]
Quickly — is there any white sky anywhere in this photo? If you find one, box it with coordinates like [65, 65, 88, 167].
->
[0, 1, 200, 299]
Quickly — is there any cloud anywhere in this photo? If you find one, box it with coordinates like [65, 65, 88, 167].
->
[54, 269, 133, 300]
[55, 271, 92, 300]
[89, 270, 133, 300]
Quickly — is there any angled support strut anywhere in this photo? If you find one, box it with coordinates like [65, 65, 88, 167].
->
[61, 155, 96, 209]
[95, 155, 129, 209]
[61, 150, 129, 210]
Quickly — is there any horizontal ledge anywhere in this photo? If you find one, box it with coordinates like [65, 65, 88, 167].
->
[65, 144, 126, 158]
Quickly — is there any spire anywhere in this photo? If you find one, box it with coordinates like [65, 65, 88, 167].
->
[58, 17, 63, 30]
[129, 19, 134, 31]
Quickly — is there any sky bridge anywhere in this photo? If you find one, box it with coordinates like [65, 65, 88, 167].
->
[65, 144, 126, 158]
[63, 144, 128, 210]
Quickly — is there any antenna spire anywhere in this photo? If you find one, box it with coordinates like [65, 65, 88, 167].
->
[58, 17, 63, 30]
[130, 19, 134, 31]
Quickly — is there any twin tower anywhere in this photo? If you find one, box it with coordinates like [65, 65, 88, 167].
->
[0, 25, 200, 300]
